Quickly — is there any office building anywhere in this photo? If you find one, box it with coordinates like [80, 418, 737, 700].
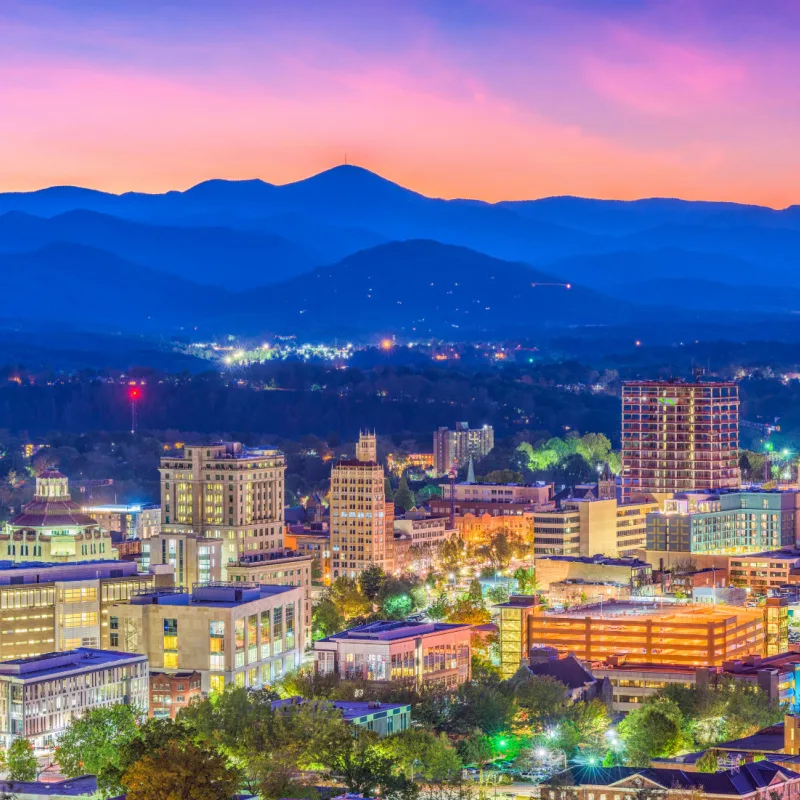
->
[273, 697, 411, 737]
[108, 582, 304, 694]
[433, 423, 494, 476]
[393, 516, 451, 548]
[159, 442, 285, 574]
[0, 648, 148, 751]
[2, 471, 113, 563]
[496, 596, 785, 678]
[728, 549, 800, 593]
[80, 503, 160, 539]
[329, 432, 389, 578]
[532, 498, 657, 559]
[622, 380, 740, 502]
[145, 531, 222, 588]
[0, 560, 168, 661]
[149, 670, 202, 719]
[646, 491, 800, 561]
[315, 620, 472, 689]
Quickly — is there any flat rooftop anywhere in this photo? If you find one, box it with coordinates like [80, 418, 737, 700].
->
[273, 697, 409, 721]
[319, 619, 471, 643]
[131, 582, 297, 608]
[0, 775, 97, 797]
[543, 601, 763, 624]
[0, 648, 144, 680]
[537, 555, 650, 568]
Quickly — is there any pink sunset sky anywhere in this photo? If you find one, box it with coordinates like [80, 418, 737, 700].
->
[2, 0, 799, 206]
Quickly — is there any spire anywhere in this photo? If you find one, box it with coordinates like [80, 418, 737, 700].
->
[467, 455, 476, 484]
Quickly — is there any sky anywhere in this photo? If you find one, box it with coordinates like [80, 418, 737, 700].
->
[2, 0, 799, 206]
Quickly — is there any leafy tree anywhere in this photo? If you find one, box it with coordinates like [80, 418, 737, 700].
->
[395, 476, 415, 512]
[695, 750, 719, 773]
[485, 585, 509, 605]
[426, 594, 451, 621]
[456, 730, 493, 768]
[384, 476, 396, 503]
[618, 697, 689, 766]
[447, 682, 518, 736]
[380, 729, 461, 781]
[56, 703, 141, 797]
[276, 666, 341, 700]
[467, 578, 484, 605]
[3, 737, 38, 782]
[360, 564, 388, 601]
[481, 470, 523, 484]
[513, 566, 537, 594]
[506, 670, 568, 731]
[445, 596, 491, 626]
[312, 597, 344, 640]
[121, 740, 239, 800]
[439, 537, 465, 573]
[328, 576, 372, 620]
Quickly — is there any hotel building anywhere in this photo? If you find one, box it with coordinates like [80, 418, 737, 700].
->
[646, 491, 800, 561]
[2, 471, 113, 563]
[433, 423, 494, 476]
[496, 596, 786, 678]
[107, 582, 304, 694]
[0, 648, 149, 751]
[622, 380, 740, 503]
[329, 432, 389, 578]
[0, 560, 168, 661]
[315, 620, 472, 689]
[158, 442, 285, 575]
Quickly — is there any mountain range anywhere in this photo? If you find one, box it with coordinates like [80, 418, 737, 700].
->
[1, 165, 799, 339]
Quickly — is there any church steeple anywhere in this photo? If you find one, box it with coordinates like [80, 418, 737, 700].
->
[467, 455, 476, 484]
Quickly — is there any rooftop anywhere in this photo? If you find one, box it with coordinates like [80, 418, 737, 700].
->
[544, 601, 763, 623]
[0, 648, 144, 680]
[318, 619, 471, 643]
[0, 775, 97, 797]
[537, 554, 651, 568]
[130, 582, 297, 608]
[273, 697, 410, 722]
[0, 559, 139, 585]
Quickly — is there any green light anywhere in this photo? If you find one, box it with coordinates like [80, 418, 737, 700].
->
[499, 739, 507, 748]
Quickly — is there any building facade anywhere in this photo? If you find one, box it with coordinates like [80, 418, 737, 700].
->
[0, 560, 167, 661]
[158, 442, 286, 573]
[2, 471, 113, 564]
[433, 423, 494, 476]
[108, 582, 304, 695]
[145, 531, 222, 588]
[330, 432, 388, 579]
[622, 380, 740, 502]
[80, 503, 160, 539]
[535, 555, 652, 591]
[647, 491, 800, 557]
[149, 670, 202, 719]
[315, 620, 472, 689]
[0, 648, 149, 751]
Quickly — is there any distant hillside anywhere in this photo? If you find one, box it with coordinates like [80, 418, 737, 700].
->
[0, 243, 223, 330]
[237, 239, 631, 335]
[0, 210, 318, 289]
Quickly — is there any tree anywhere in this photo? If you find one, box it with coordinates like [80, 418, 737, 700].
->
[513, 566, 537, 594]
[395, 476, 415, 512]
[695, 750, 719, 773]
[380, 729, 462, 781]
[121, 740, 239, 800]
[439, 537, 465, 573]
[481, 470, 523, 484]
[3, 737, 38, 782]
[56, 703, 141, 797]
[426, 594, 451, 621]
[312, 597, 344, 640]
[618, 697, 689, 766]
[384, 476, 396, 503]
[447, 682, 518, 737]
[328, 576, 371, 620]
[360, 564, 388, 601]
[507, 671, 568, 731]
[446, 596, 491, 626]
[467, 578, 483, 605]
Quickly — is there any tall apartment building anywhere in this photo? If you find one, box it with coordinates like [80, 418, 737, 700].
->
[108, 582, 304, 694]
[330, 432, 388, 579]
[433, 423, 494, 476]
[622, 380, 740, 502]
[0, 648, 149, 751]
[0, 559, 169, 660]
[1, 470, 114, 563]
[158, 442, 285, 575]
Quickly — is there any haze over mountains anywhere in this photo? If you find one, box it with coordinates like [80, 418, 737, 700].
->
[1, 164, 799, 338]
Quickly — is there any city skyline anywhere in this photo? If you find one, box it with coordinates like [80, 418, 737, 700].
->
[3, 0, 800, 206]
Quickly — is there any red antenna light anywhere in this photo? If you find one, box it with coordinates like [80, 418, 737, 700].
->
[128, 387, 141, 401]
[128, 386, 141, 434]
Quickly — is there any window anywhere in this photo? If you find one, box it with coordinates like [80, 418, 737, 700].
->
[210, 621, 225, 671]
[163, 618, 178, 669]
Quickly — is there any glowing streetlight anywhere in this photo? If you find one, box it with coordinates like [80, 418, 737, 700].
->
[380, 338, 393, 351]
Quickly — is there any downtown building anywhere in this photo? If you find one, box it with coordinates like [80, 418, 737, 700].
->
[621, 380, 740, 503]
[0, 648, 149, 751]
[107, 582, 304, 695]
[433, 422, 494, 476]
[330, 432, 390, 579]
[158, 442, 286, 576]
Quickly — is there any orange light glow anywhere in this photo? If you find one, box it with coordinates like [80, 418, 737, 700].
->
[380, 339, 393, 351]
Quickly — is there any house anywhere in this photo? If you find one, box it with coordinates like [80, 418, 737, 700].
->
[526, 646, 611, 703]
